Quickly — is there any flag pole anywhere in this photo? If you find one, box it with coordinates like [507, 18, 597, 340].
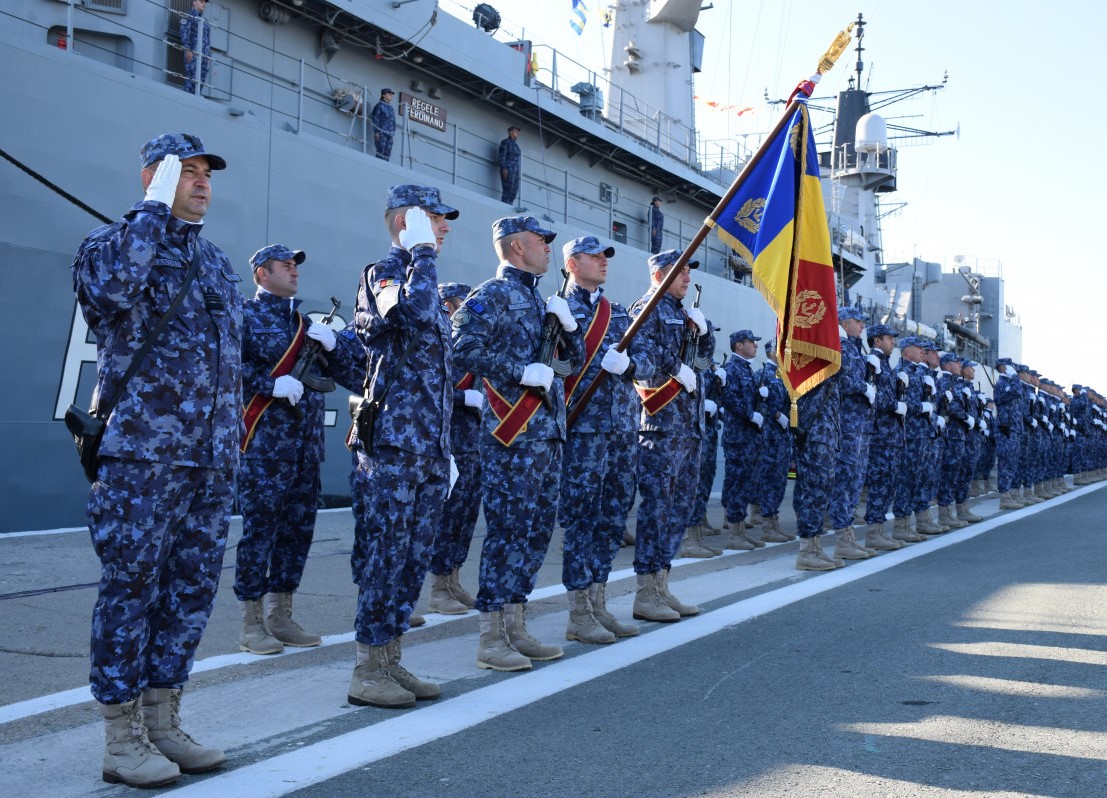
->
[567, 21, 856, 429]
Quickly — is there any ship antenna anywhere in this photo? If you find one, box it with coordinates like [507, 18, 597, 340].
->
[853, 12, 866, 89]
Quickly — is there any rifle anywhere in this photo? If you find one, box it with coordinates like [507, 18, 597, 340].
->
[286, 296, 341, 419]
[682, 284, 710, 372]
[535, 269, 572, 411]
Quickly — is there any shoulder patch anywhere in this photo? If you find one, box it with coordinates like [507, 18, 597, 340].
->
[468, 300, 485, 314]
[452, 309, 471, 327]
[377, 278, 401, 291]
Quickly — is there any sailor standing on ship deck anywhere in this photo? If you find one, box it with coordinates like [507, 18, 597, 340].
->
[179, 0, 211, 95]
[72, 132, 236, 788]
[498, 126, 522, 205]
[372, 88, 396, 161]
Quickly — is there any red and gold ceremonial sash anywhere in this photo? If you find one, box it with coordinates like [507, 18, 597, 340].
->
[483, 378, 543, 447]
[241, 314, 307, 453]
[635, 315, 695, 416]
[455, 372, 476, 391]
[564, 296, 611, 405]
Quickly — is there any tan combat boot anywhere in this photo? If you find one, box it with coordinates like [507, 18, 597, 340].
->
[748, 504, 764, 527]
[348, 643, 416, 708]
[476, 610, 531, 671]
[566, 589, 617, 644]
[833, 528, 870, 560]
[505, 603, 563, 661]
[657, 568, 699, 616]
[448, 567, 477, 608]
[795, 536, 838, 571]
[760, 515, 791, 543]
[891, 515, 922, 543]
[915, 509, 946, 535]
[678, 526, 715, 559]
[427, 573, 469, 615]
[588, 583, 639, 637]
[385, 638, 441, 700]
[141, 688, 226, 774]
[998, 491, 1024, 509]
[937, 504, 967, 530]
[265, 592, 322, 647]
[742, 524, 766, 548]
[240, 598, 283, 655]
[956, 502, 983, 523]
[696, 523, 724, 555]
[723, 524, 756, 550]
[864, 522, 902, 551]
[100, 699, 181, 788]
[632, 572, 680, 622]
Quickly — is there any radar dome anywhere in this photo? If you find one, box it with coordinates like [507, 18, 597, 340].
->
[855, 113, 888, 153]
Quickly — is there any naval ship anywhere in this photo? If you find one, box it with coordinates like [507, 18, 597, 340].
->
[0, 1, 950, 532]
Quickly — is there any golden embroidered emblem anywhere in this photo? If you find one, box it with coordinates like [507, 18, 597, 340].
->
[792, 352, 814, 370]
[733, 198, 766, 234]
[792, 290, 826, 329]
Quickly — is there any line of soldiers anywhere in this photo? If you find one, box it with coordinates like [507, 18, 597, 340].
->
[70, 132, 1107, 789]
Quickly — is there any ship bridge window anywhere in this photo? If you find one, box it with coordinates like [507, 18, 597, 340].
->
[48, 27, 133, 72]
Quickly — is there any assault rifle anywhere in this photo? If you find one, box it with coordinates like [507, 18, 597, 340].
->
[535, 269, 573, 411]
[287, 296, 341, 419]
[682, 284, 711, 373]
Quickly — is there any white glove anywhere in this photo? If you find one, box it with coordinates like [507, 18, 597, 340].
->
[685, 307, 708, 336]
[520, 362, 554, 392]
[272, 374, 304, 405]
[777, 412, 789, 430]
[750, 411, 764, 428]
[714, 366, 727, 385]
[966, 416, 975, 430]
[545, 295, 578, 332]
[144, 154, 180, 207]
[936, 416, 946, 429]
[921, 401, 934, 414]
[980, 420, 988, 434]
[1004, 365, 1018, 377]
[1046, 421, 1054, 432]
[447, 455, 459, 498]
[307, 322, 337, 352]
[703, 399, 717, 415]
[895, 401, 907, 416]
[866, 353, 881, 373]
[675, 363, 697, 393]
[897, 371, 910, 387]
[758, 386, 769, 398]
[924, 375, 935, 390]
[864, 384, 876, 405]
[600, 347, 630, 375]
[962, 386, 972, 398]
[398, 207, 437, 251]
[1030, 418, 1038, 429]
[944, 390, 953, 403]
[463, 389, 484, 410]
[978, 392, 987, 402]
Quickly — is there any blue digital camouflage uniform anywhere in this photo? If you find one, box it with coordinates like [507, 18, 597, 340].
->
[992, 362, 1025, 493]
[350, 187, 457, 647]
[561, 275, 653, 590]
[892, 355, 928, 519]
[72, 133, 240, 704]
[863, 336, 904, 525]
[917, 361, 944, 512]
[1016, 373, 1038, 490]
[976, 404, 997, 481]
[498, 132, 522, 204]
[1069, 387, 1090, 475]
[629, 255, 712, 574]
[753, 360, 792, 518]
[935, 362, 970, 507]
[828, 324, 874, 529]
[430, 282, 483, 577]
[720, 341, 762, 525]
[452, 223, 585, 612]
[371, 92, 396, 161]
[647, 202, 664, 254]
[179, 5, 212, 94]
[792, 377, 841, 538]
[234, 269, 363, 603]
[688, 358, 722, 526]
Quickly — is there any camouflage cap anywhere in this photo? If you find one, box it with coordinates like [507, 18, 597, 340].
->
[648, 249, 699, 273]
[996, 357, 1015, 367]
[961, 359, 977, 369]
[381, 87, 394, 95]
[899, 336, 921, 349]
[866, 323, 898, 339]
[837, 306, 865, 322]
[730, 329, 761, 347]
[919, 339, 939, 351]
[438, 282, 471, 302]
[492, 215, 556, 243]
[386, 184, 460, 219]
[1016, 363, 1030, 372]
[249, 244, 305, 268]
[939, 352, 961, 365]
[140, 133, 226, 170]
[562, 235, 615, 260]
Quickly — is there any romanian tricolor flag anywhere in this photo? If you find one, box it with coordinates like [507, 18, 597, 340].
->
[708, 99, 840, 420]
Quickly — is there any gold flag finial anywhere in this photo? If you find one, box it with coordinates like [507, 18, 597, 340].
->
[817, 23, 855, 75]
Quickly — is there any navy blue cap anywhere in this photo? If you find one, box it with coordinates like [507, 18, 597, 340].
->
[562, 236, 615, 260]
[381, 88, 394, 95]
[492, 215, 556, 243]
[648, 249, 699, 273]
[386, 184, 459, 219]
[961, 359, 977, 369]
[996, 357, 1015, 367]
[438, 282, 471, 302]
[919, 339, 939, 351]
[140, 133, 226, 170]
[250, 244, 305, 268]
[838, 306, 865, 322]
[899, 336, 921, 349]
[1016, 363, 1030, 372]
[866, 323, 898, 338]
[730, 329, 761, 347]
[939, 352, 961, 365]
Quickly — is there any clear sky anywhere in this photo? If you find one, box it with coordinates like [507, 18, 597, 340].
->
[443, 0, 1107, 392]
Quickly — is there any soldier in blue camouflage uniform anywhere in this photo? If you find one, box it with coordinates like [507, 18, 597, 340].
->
[891, 337, 932, 543]
[792, 367, 842, 570]
[752, 341, 794, 543]
[860, 324, 906, 551]
[934, 353, 974, 528]
[498, 126, 522, 204]
[1015, 365, 1043, 504]
[452, 215, 584, 671]
[682, 346, 725, 557]
[720, 329, 765, 549]
[179, 0, 211, 95]
[992, 358, 1027, 508]
[976, 397, 997, 492]
[1070, 384, 1092, 483]
[371, 88, 396, 161]
[915, 341, 949, 533]
[424, 282, 482, 616]
[647, 196, 664, 254]
[827, 307, 876, 560]
[559, 236, 652, 642]
[346, 185, 459, 710]
[72, 133, 235, 787]
[628, 250, 713, 621]
[234, 245, 361, 655]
